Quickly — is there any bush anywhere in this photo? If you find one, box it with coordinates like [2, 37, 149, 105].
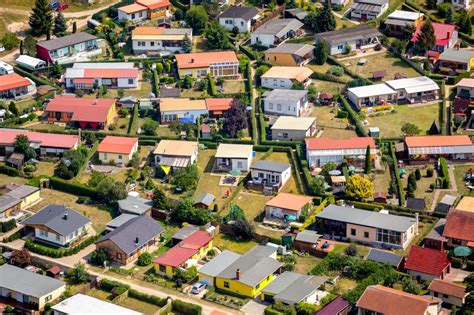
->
[137, 253, 152, 266]
[172, 299, 202, 315]
[0, 219, 17, 233]
[338, 95, 368, 137]
[327, 66, 344, 77]
[128, 289, 168, 307]
[23, 164, 36, 173]
[49, 177, 97, 199]
[0, 164, 20, 177]
[426, 167, 434, 177]
[439, 157, 450, 188]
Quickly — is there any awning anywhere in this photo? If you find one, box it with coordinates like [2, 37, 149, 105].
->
[161, 165, 171, 175]
[159, 156, 190, 168]
[74, 78, 94, 84]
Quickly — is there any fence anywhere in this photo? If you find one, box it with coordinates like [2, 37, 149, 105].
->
[251, 5, 286, 31]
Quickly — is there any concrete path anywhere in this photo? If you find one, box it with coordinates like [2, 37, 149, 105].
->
[429, 163, 459, 212]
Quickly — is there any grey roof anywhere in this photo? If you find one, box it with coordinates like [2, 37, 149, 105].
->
[194, 193, 216, 207]
[250, 160, 291, 173]
[0, 195, 22, 213]
[265, 43, 314, 57]
[440, 49, 474, 64]
[407, 197, 425, 210]
[37, 32, 98, 51]
[119, 96, 138, 103]
[262, 271, 302, 294]
[97, 216, 164, 255]
[425, 218, 447, 242]
[285, 8, 308, 20]
[219, 6, 259, 21]
[366, 249, 403, 267]
[22, 205, 90, 236]
[217, 245, 282, 287]
[316, 204, 416, 232]
[253, 19, 304, 37]
[263, 89, 308, 102]
[439, 194, 457, 206]
[0, 264, 65, 298]
[316, 25, 381, 45]
[162, 28, 192, 36]
[106, 214, 138, 230]
[172, 225, 200, 241]
[160, 87, 180, 98]
[354, 0, 387, 5]
[5, 184, 39, 200]
[198, 250, 241, 277]
[118, 196, 154, 215]
[295, 230, 322, 244]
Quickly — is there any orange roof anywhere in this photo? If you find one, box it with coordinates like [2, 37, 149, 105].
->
[0, 129, 79, 149]
[45, 95, 115, 123]
[305, 137, 376, 150]
[261, 66, 313, 82]
[443, 209, 474, 242]
[175, 51, 238, 69]
[0, 73, 32, 92]
[132, 26, 165, 36]
[118, 2, 147, 13]
[83, 68, 139, 79]
[137, 0, 170, 10]
[266, 193, 313, 212]
[205, 98, 233, 111]
[405, 135, 472, 148]
[428, 279, 467, 299]
[404, 246, 450, 276]
[97, 136, 138, 154]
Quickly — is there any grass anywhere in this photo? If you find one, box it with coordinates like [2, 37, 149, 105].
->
[331, 278, 358, 295]
[213, 233, 257, 254]
[311, 80, 346, 95]
[229, 192, 271, 222]
[0, 12, 27, 36]
[34, 162, 56, 177]
[332, 243, 370, 257]
[371, 167, 392, 195]
[193, 36, 208, 53]
[395, 220, 435, 255]
[180, 88, 208, 98]
[311, 106, 358, 139]
[78, 168, 130, 185]
[88, 289, 160, 314]
[105, 80, 152, 99]
[107, 116, 131, 134]
[400, 166, 438, 210]
[294, 254, 322, 274]
[452, 164, 474, 197]
[307, 63, 351, 82]
[0, 174, 27, 187]
[136, 120, 178, 138]
[335, 16, 356, 29]
[1, 0, 118, 11]
[222, 80, 245, 94]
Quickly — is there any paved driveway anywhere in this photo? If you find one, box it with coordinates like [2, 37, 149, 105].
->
[241, 299, 268, 315]
[445, 268, 470, 282]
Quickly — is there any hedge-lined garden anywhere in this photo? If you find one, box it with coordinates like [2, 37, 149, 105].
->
[24, 233, 103, 258]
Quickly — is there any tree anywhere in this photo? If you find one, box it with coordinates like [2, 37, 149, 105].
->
[23, 35, 37, 56]
[401, 122, 421, 136]
[72, 21, 77, 33]
[255, 65, 270, 85]
[223, 204, 246, 223]
[303, 11, 319, 31]
[29, 0, 53, 37]
[204, 22, 231, 50]
[96, 177, 127, 204]
[53, 12, 68, 37]
[90, 249, 109, 266]
[414, 19, 436, 54]
[88, 170, 106, 187]
[295, 302, 318, 315]
[182, 75, 194, 89]
[223, 100, 248, 138]
[8, 101, 18, 117]
[445, 6, 454, 24]
[309, 176, 327, 196]
[185, 6, 208, 34]
[347, 78, 371, 88]
[51, 61, 62, 78]
[55, 159, 74, 179]
[364, 145, 372, 174]
[344, 175, 374, 201]
[426, 0, 437, 9]
[182, 33, 192, 53]
[137, 253, 152, 266]
[314, 41, 328, 65]
[171, 164, 199, 191]
[415, 168, 421, 180]
[13, 134, 36, 160]
[291, 81, 304, 90]
[152, 187, 168, 210]
[317, 2, 336, 33]
[19, 40, 24, 55]
[142, 118, 158, 135]
[456, 9, 472, 35]
[388, 178, 397, 196]
[10, 249, 31, 267]
[231, 219, 255, 240]
[170, 199, 213, 225]
[1, 33, 20, 51]
[67, 263, 89, 284]
[401, 277, 420, 294]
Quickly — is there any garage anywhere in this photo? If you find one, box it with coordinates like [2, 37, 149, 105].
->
[200, 275, 213, 287]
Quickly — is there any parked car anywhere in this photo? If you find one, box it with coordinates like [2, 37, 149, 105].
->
[191, 282, 206, 294]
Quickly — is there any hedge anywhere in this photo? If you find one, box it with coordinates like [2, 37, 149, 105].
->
[171, 299, 202, 315]
[139, 139, 157, 146]
[328, 56, 372, 83]
[152, 67, 160, 98]
[207, 73, 217, 96]
[439, 157, 450, 188]
[439, 80, 446, 135]
[128, 289, 168, 307]
[289, 149, 305, 194]
[0, 219, 17, 233]
[310, 71, 347, 84]
[299, 198, 328, 231]
[244, 63, 258, 145]
[169, 0, 189, 11]
[239, 45, 257, 61]
[49, 177, 97, 199]
[14, 66, 60, 90]
[390, 143, 405, 206]
[100, 279, 130, 292]
[2, 229, 23, 242]
[338, 95, 369, 137]
[446, 71, 471, 85]
[24, 233, 103, 258]
[128, 104, 139, 135]
[0, 165, 20, 177]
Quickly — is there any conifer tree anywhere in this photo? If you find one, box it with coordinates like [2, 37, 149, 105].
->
[415, 19, 435, 53]
[53, 12, 68, 37]
[29, 0, 53, 37]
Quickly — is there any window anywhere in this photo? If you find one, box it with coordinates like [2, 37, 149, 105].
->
[269, 103, 274, 110]
[364, 231, 369, 238]
[434, 292, 438, 297]
[118, 155, 122, 159]
[279, 80, 285, 87]
[337, 44, 344, 50]
[273, 79, 278, 86]
[40, 230, 48, 237]
[45, 295, 52, 302]
[224, 281, 230, 288]
[443, 294, 449, 298]
[377, 229, 402, 245]
[56, 234, 60, 241]
[237, 161, 243, 169]
[150, 41, 155, 46]
[104, 153, 108, 159]
[350, 228, 356, 236]
[159, 265, 166, 273]
[128, 78, 134, 85]
[241, 21, 244, 26]
[256, 283, 260, 289]
[283, 133, 289, 139]
[277, 104, 282, 111]
[132, 13, 135, 19]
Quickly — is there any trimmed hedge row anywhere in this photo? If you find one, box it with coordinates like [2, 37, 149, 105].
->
[128, 104, 139, 135]
[289, 148, 305, 194]
[0, 219, 17, 233]
[338, 95, 369, 137]
[390, 143, 405, 206]
[49, 177, 97, 198]
[169, 0, 189, 11]
[172, 299, 202, 315]
[439, 80, 446, 135]
[0, 165, 20, 177]
[24, 233, 102, 258]
[14, 66, 60, 90]
[299, 198, 328, 231]
[439, 157, 450, 189]
[2, 229, 23, 242]
[239, 45, 257, 61]
[310, 71, 347, 84]
[128, 289, 168, 307]
[207, 73, 217, 96]
[152, 67, 160, 97]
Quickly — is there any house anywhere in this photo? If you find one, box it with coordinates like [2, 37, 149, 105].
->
[261, 66, 312, 90]
[106, 214, 138, 231]
[0, 185, 41, 221]
[154, 230, 213, 278]
[366, 248, 404, 269]
[0, 129, 79, 157]
[316, 204, 418, 249]
[36, 32, 101, 64]
[271, 116, 316, 141]
[64, 62, 139, 90]
[171, 225, 200, 246]
[351, 0, 389, 21]
[153, 140, 199, 171]
[435, 194, 457, 214]
[262, 89, 309, 116]
[403, 135, 474, 161]
[412, 22, 458, 53]
[456, 78, 474, 99]
[215, 143, 253, 172]
[443, 197, 474, 247]
[175, 51, 239, 78]
[347, 83, 397, 107]
[264, 44, 314, 66]
[438, 49, 474, 75]
[265, 193, 312, 222]
[218, 6, 259, 33]
[44, 95, 117, 129]
[137, 0, 170, 19]
[52, 293, 143, 315]
[96, 215, 164, 265]
[22, 205, 92, 247]
[315, 25, 382, 55]
[315, 296, 351, 315]
[198, 245, 283, 298]
[131, 27, 192, 55]
[356, 285, 441, 315]
[439, 0, 470, 9]
[291, 230, 334, 257]
[405, 246, 450, 281]
[117, 0, 170, 22]
[117, 2, 149, 22]
[16, 55, 46, 71]
[206, 98, 233, 119]
[248, 161, 291, 193]
[261, 272, 328, 306]
[194, 193, 216, 210]
[305, 137, 377, 167]
[0, 73, 36, 100]
[428, 279, 468, 307]
[0, 264, 66, 311]
[384, 10, 424, 36]
[251, 19, 304, 47]
[0, 61, 13, 75]
[119, 96, 138, 109]
[284, 8, 308, 21]
[424, 218, 447, 251]
[159, 98, 208, 123]
[97, 136, 138, 165]
[118, 195, 154, 216]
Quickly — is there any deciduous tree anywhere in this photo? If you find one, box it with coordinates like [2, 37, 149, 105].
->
[344, 175, 374, 201]
[10, 249, 31, 267]
[223, 100, 248, 138]
[185, 6, 208, 34]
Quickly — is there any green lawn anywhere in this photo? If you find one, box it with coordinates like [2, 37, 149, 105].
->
[311, 106, 358, 139]
[0, 174, 27, 187]
[0, 12, 27, 37]
[213, 233, 258, 254]
[307, 63, 352, 82]
[294, 254, 322, 274]
[105, 80, 152, 99]
[222, 79, 245, 94]
[452, 164, 474, 197]
[371, 167, 392, 195]
[401, 166, 438, 210]
[230, 192, 271, 222]
[88, 289, 160, 314]
[335, 16, 356, 30]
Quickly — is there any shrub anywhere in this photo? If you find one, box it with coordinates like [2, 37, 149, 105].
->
[137, 253, 152, 266]
[426, 167, 434, 177]
[415, 168, 421, 180]
[172, 299, 202, 315]
[23, 165, 36, 173]
[327, 66, 344, 77]
[0, 165, 20, 177]
[49, 177, 97, 199]
[439, 157, 450, 188]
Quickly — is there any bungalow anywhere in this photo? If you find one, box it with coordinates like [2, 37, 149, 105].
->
[106, 214, 138, 231]
[265, 193, 312, 222]
[443, 197, 474, 247]
[262, 89, 309, 116]
[154, 230, 213, 278]
[411, 22, 458, 53]
[403, 135, 474, 161]
[16, 55, 46, 71]
[52, 294, 142, 315]
[251, 19, 304, 47]
[137, 0, 170, 19]
[424, 218, 447, 251]
[198, 245, 283, 298]
[159, 98, 208, 123]
[437, 49, 474, 75]
[248, 161, 292, 193]
[0, 73, 36, 100]
[0, 62, 13, 75]
[261, 272, 328, 306]
[271, 116, 316, 141]
[456, 78, 474, 99]
[44, 95, 117, 129]
[315, 25, 382, 55]
[215, 143, 253, 172]
[218, 6, 259, 33]
[22, 205, 92, 247]
[428, 279, 468, 307]
[0, 129, 79, 157]
[366, 248, 404, 269]
[205, 98, 233, 118]
[384, 10, 424, 36]
[291, 230, 335, 257]
[264, 43, 314, 66]
[347, 83, 396, 107]
[97, 136, 139, 165]
[117, 0, 170, 22]
[351, 0, 389, 21]
[315, 296, 350, 315]
[0, 264, 66, 311]
[96, 215, 164, 265]
[117, 2, 149, 22]
[153, 140, 199, 171]
[131, 27, 192, 55]
[404, 245, 450, 281]
[171, 225, 200, 246]
[175, 51, 239, 78]
[194, 193, 216, 210]
[64, 62, 139, 90]
[118, 195, 154, 216]
[305, 137, 377, 167]
[36, 32, 101, 64]
[316, 204, 418, 249]
[0, 185, 40, 220]
[261, 66, 313, 90]
[356, 285, 441, 315]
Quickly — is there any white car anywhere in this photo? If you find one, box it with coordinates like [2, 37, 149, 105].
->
[191, 282, 206, 294]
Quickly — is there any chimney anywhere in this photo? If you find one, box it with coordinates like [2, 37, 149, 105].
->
[93, 100, 97, 105]
[63, 213, 68, 220]
[190, 58, 194, 63]
[236, 269, 240, 280]
[135, 237, 139, 245]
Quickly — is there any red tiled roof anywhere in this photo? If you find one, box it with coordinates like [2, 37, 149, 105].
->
[205, 98, 233, 111]
[137, 0, 170, 10]
[305, 137, 376, 151]
[404, 246, 450, 276]
[83, 68, 139, 79]
[0, 129, 79, 149]
[118, 2, 147, 13]
[0, 73, 32, 92]
[97, 136, 138, 154]
[428, 279, 467, 299]
[412, 22, 457, 47]
[405, 135, 472, 148]
[201, 124, 211, 133]
[47, 265, 61, 275]
[175, 51, 238, 69]
[45, 95, 115, 123]
[443, 209, 474, 242]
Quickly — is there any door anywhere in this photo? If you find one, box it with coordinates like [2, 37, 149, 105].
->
[201, 276, 213, 287]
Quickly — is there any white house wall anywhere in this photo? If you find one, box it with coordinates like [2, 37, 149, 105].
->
[262, 78, 293, 90]
[219, 17, 252, 33]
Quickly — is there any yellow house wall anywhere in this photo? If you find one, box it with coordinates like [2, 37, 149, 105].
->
[346, 224, 377, 243]
[105, 103, 117, 126]
[215, 273, 277, 298]
[178, 67, 210, 79]
[21, 190, 41, 209]
[469, 57, 474, 71]
[98, 152, 132, 164]
[265, 53, 297, 66]
[37, 285, 65, 310]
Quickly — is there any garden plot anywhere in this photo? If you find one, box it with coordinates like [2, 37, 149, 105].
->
[311, 106, 358, 139]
